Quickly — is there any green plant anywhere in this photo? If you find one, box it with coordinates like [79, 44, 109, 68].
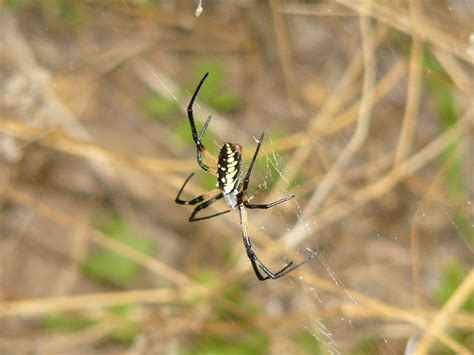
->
[82, 215, 155, 286]
[194, 63, 240, 113]
[142, 95, 179, 120]
[42, 312, 96, 332]
[423, 50, 471, 246]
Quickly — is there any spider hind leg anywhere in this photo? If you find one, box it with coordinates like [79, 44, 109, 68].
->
[245, 242, 319, 281]
[246, 246, 294, 281]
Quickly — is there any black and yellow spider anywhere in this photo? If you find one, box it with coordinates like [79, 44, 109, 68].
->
[176, 73, 319, 280]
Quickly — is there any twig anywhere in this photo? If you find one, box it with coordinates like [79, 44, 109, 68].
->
[416, 270, 474, 355]
[0, 321, 115, 353]
[282, 6, 376, 246]
[0, 287, 200, 318]
[0, 118, 195, 173]
[394, 0, 423, 166]
[338, 1, 473, 64]
[308, 107, 473, 237]
[269, 0, 302, 115]
[4, 188, 193, 287]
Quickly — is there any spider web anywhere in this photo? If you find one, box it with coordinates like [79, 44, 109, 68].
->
[1, 1, 472, 354]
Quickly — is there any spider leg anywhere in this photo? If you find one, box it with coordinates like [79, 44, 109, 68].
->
[198, 115, 211, 142]
[242, 131, 265, 192]
[198, 115, 218, 168]
[175, 172, 229, 221]
[254, 249, 319, 280]
[240, 132, 295, 210]
[246, 247, 294, 280]
[175, 172, 219, 205]
[244, 194, 295, 209]
[246, 239, 319, 280]
[187, 73, 217, 173]
[176, 173, 205, 205]
[239, 206, 319, 281]
[189, 194, 231, 222]
[247, 247, 270, 281]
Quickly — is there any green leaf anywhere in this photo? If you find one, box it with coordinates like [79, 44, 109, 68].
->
[206, 94, 240, 113]
[108, 321, 140, 344]
[108, 304, 141, 344]
[354, 336, 377, 355]
[194, 63, 241, 113]
[192, 268, 219, 286]
[215, 280, 259, 322]
[42, 305, 143, 345]
[5, 0, 34, 9]
[42, 312, 96, 332]
[173, 120, 218, 157]
[189, 332, 269, 355]
[434, 262, 473, 312]
[172, 122, 194, 147]
[142, 95, 179, 120]
[295, 331, 322, 354]
[423, 49, 471, 246]
[199, 172, 218, 191]
[431, 262, 473, 353]
[81, 216, 155, 286]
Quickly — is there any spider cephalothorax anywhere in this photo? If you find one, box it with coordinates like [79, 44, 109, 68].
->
[175, 73, 319, 280]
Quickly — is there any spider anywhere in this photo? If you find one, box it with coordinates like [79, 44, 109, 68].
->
[175, 73, 319, 281]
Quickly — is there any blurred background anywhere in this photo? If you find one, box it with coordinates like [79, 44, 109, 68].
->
[0, 1, 473, 354]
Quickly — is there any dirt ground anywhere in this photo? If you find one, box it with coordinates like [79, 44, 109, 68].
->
[0, 1, 472, 354]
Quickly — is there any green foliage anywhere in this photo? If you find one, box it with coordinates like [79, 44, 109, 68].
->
[192, 269, 221, 303]
[108, 320, 139, 344]
[173, 119, 218, 154]
[5, 0, 33, 8]
[219, 281, 260, 324]
[251, 142, 291, 193]
[354, 336, 377, 355]
[142, 95, 179, 120]
[187, 269, 219, 305]
[187, 332, 269, 355]
[182, 267, 268, 354]
[81, 215, 155, 286]
[423, 50, 461, 196]
[434, 262, 473, 312]
[192, 267, 259, 321]
[295, 332, 322, 354]
[47, 0, 84, 28]
[194, 63, 240, 113]
[42, 305, 143, 345]
[199, 172, 218, 191]
[173, 122, 194, 147]
[220, 239, 237, 267]
[193, 268, 219, 287]
[6, 0, 84, 29]
[423, 50, 471, 246]
[42, 312, 96, 332]
[107, 304, 142, 344]
[432, 262, 473, 353]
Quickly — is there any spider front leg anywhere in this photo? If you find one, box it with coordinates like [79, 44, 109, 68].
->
[187, 73, 217, 174]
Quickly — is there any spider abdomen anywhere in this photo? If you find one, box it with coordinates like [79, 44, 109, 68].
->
[217, 143, 243, 194]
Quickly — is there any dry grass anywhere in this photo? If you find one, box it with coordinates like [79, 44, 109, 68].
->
[0, 1, 473, 354]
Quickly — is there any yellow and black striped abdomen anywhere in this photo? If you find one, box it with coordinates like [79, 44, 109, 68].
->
[217, 143, 243, 194]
